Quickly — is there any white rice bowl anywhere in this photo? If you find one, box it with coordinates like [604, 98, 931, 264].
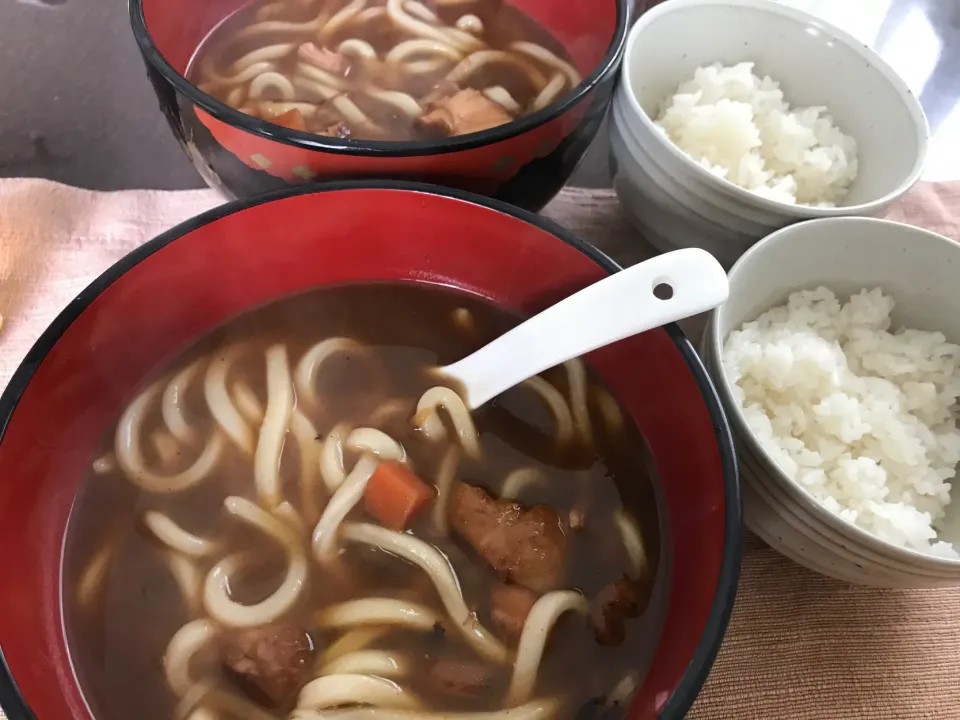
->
[654, 62, 858, 207]
[722, 286, 960, 558]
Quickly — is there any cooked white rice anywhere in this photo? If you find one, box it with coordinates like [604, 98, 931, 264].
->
[723, 287, 960, 558]
[654, 62, 858, 207]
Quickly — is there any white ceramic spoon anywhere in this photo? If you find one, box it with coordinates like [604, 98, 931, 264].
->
[442, 248, 729, 408]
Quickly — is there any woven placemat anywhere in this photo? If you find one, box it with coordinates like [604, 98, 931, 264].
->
[1, 178, 960, 719]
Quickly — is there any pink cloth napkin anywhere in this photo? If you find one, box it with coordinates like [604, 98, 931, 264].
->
[0, 179, 221, 390]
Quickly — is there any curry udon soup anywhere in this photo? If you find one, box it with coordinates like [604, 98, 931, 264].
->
[64, 282, 667, 720]
[187, 0, 583, 141]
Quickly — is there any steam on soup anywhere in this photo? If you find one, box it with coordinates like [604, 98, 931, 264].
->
[64, 282, 667, 720]
[188, 0, 583, 140]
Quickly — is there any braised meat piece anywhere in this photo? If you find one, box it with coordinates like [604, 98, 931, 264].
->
[316, 122, 352, 139]
[421, 79, 460, 107]
[298, 42, 351, 76]
[589, 576, 643, 647]
[428, 657, 494, 698]
[448, 483, 567, 592]
[220, 623, 313, 707]
[418, 89, 513, 137]
[490, 582, 537, 642]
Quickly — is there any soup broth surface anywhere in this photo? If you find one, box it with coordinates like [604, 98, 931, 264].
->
[64, 282, 669, 720]
[188, 0, 583, 141]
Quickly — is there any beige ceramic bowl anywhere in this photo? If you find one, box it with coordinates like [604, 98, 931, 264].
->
[609, 0, 929, 268]
[703, 217, 960, 588]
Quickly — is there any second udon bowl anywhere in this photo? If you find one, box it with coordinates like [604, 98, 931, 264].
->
[0, 181, 739, 720]
[129, 0, 630, 209]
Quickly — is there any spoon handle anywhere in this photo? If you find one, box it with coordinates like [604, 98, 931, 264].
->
[442, 248, 729, 408]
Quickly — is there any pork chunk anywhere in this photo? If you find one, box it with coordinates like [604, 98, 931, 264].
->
[316, 121, 352, 138]
[448, 483, 567, 592]
[220, 623, 313, 706]
[298, 42, 351, 76]
[490, 582, 537, 642]
[418, 89, 513, 137]
[589, 576, 643, 647]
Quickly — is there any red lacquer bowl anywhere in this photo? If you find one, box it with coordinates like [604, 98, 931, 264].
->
[128, 0, 630, 210]
[0, 182, 739, 720]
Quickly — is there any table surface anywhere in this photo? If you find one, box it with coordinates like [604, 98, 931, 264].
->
[1, 0, 958, 190]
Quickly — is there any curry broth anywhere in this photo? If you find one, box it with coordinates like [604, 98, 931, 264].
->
[63, 282, 669, 720]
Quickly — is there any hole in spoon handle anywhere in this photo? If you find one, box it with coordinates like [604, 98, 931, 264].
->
[652, 279, 674, 300]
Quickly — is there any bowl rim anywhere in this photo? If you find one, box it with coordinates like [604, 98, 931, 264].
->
[127, 0, 631, 157]
[0, 179, 740, 720]
[618, 0, 930, 217]
[706, 215, 960, 569]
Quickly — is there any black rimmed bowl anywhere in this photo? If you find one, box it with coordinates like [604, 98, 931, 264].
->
[0, 181, 739, 719]
[128, 0, 629, 210]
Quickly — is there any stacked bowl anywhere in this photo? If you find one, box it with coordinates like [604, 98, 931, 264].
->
[703, 217, 960, 588]
[608, 0, 928, 267]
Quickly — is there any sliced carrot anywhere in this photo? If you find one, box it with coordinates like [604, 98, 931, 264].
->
[364, 461, 435, 531]
[271, 109, 307, 132]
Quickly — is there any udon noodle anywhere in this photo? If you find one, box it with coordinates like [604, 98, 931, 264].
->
[189, 0, 583, 140]
[64, 283, 663, 720]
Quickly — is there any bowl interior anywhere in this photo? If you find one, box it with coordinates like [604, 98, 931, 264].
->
[141, 0, 618, 85]
[0, 184, 737, 720]
[713, 216, 960, 550]
[623, 0, 926, 207]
